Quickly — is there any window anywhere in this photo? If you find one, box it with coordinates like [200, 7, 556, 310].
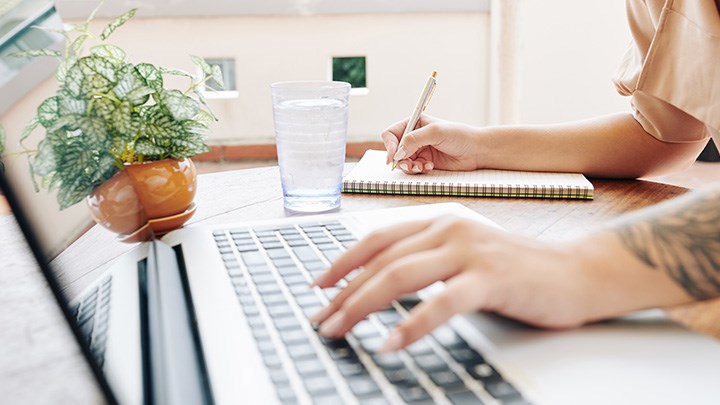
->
[332, 56, 367, 94]
[201, 57, 238, 99]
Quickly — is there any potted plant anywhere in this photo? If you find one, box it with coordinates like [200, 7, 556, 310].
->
[11, 7, 223, 241]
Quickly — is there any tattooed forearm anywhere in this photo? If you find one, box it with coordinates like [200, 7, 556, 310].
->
[616, 184, 720, 299]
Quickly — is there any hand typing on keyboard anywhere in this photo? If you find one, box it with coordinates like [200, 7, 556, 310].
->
[310, 213, 693, 352]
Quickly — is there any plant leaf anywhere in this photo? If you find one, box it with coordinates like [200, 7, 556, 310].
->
[20, 117, 40, 146]
[193, 109, 217, 125]
[0, 125, 5, 156]
[93, 97, 117, 121]
[70, 33, 89, 53]
[32, 139, 57, 176]
[192, 88, 218, 121]
[111, 102, 141, 139]
[78, 56, 118, 83]
[161, 89, 199, 121]
[64, 22, 89, 33]
[134, 138, 165, 156]
[90, 44, 126, 62]
[159, 66, 194, 78]
[78, 117, 110, 150]
[190, 55, 213, 76]
[10, 49, 61, 58]
[211, 64, 224, 88]
[113, 69, 143, 99]
[56, 55, 78, 83]
[126, 86, 155, 106]
[135, 63, 163, 90]
[100, 8, 137, 41]
[57, 176, 93, 210]
[62, 63, 84, 98]
[37, 96, 61, 127]
[59, 97, 87, 115]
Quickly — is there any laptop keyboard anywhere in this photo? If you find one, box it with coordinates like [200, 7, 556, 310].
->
[71, 276, 113, 369]
[213, 221, 528, 405]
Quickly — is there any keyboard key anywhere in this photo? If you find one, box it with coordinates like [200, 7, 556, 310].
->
[484, 380, 522, 401]
[262, 353, 282, 368]
[269, 369, 290, 384]
[295, 357, 326, 376]
[413, 353, 448, 372]
[291, 246, 321, 263]
[375, 309, 403, 326]
[267, 304, 294, 318]
[283, 274, 309, 286]
[352, 320, 380, 340]
[359, 336, 385, 354]
[446, 389, 484, 405]
[313, 393, 344, 405]
[397, 385, 431, 403]
[235, 243, 259, 252]
[241, 251, 266, 266]
[335, 358, 366, 377]
[266, 247, 290, 259]
[467, 363, 500, 382]
[256, 339, 276, 354]
[287, 343, 316, 360]
[257, 283, 282, 295]
[275, 383, 296, 402]
[347, 375, 381, 397]
[295, 293, 321, 308]
[432, 326, 466, 350]
[372, 352, 405, 370]
[383, 367, 418, 386]
[280, 330, 309, 345]
[428, 369, 465, 390]
[251, 273, 277, 285]
[448, 347, 484, 366]
[406, 339, 433, 356]
[262, 293, 288, 306]
[274, 316, 302, 331]
[303, 373, 336, 396]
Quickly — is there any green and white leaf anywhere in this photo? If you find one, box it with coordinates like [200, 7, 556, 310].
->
[161, 89, 199, 121]
[57, 175, 93, 209]
[90, 44, 126, 62]
[63, 22, 88, 33]
[193, 108, 217, 125]
[80, 74, 113, 96]
[92, 153, 119, 183]
[78, 56, 118, 83]
[32, 138, 57, 176]
[211, 64, 224, 88]
[126, 86, 155, 106]
[20, 117, 40, 145]
[37, 96, 61, 127]
[93, 97, 117, 121]
[47, 114, 82, 133]
[9, 49, 61, 58]
[159, 66, 194, 78]
[134, 139, 166, 156]
[192, 87, 217, 121]
[62, 63, 84, 97]
[0, 125, 5, 156]
[59, 97, 87, 115]
[100, 8, 137, 41]
[70, 33, 89, 53]
[190, 55, 213, 76]
[56, 55, 78, 83]
[113, 69, 143, 99]
[135, 63, 163, 90]
[78, 117, 110, 150]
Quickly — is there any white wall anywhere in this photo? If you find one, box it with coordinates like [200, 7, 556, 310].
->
[515, 0, 631, 124]
[1, 12, 490, 145]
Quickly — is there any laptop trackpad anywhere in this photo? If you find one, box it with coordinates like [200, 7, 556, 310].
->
[455, 310, 720, 405]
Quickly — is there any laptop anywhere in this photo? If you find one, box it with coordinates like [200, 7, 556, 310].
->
[2, 158, 720, 405]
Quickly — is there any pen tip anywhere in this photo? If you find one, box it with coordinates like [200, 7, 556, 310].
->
[431, 71, 437, 78]
[391, 162, 397, 170]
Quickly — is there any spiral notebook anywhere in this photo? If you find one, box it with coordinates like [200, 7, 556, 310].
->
[342, 150, 594, 199]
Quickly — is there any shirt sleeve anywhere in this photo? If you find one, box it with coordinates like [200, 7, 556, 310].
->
[613, 0, 720, 144]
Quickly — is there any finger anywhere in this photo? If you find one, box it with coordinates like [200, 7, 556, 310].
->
[318, 248, 462, 338]
[312, 220, 433, 288]
[397, 159, 415, 174]
[393, 116, 442, 161]
[411, 160, 424, 174]
[379, 272, 483, 352]
[309, 264, 379, 324]
[381, 119, 410, 164]
[311, 219, 444, 323]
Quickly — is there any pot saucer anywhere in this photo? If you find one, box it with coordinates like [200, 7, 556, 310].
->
[117, 203, 197, 243]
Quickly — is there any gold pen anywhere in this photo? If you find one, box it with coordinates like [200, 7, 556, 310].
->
[392, 70, 437, 170]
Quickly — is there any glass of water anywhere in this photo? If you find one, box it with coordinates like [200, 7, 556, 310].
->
[271, 81, 351, 213]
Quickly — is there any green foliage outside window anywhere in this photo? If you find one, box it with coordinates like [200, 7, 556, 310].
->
[333, 56, 366, 88]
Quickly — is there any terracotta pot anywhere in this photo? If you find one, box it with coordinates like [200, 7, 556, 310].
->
[86, 158, 197, 241]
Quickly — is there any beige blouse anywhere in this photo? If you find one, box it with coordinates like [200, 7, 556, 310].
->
[613, 0, 720, 144]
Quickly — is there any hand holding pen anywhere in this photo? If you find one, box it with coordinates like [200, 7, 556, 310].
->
[381, 71, 480, 174]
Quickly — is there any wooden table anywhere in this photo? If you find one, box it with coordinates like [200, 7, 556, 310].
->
[2, 165, 719, 403]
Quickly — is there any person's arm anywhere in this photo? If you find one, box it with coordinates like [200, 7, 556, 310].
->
[310, 183, 720, 351]
[385, 113, 708, 178]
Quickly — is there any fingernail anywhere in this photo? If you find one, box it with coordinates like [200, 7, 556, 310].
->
[412, 166, 422, 173]
[399, 163, 409, 171]
[378, 329, 404, 353]
[309, 305, 332, 324]
[393, 147, 407, 161]
[424, 162, 433, 171]
[319, 312, 345, 337]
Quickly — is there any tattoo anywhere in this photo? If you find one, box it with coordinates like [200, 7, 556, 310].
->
[617, 184, 720, 299]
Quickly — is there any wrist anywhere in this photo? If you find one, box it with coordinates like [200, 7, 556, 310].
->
[567, 231, 695, 323]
